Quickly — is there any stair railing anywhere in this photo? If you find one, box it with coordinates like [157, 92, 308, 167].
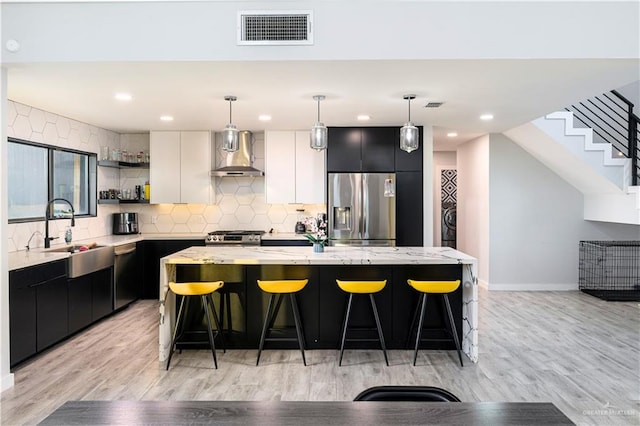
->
[565, 90, 639, 186]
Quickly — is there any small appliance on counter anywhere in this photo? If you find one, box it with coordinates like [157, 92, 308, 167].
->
[112, 212, 139, 235]
[295, 222, 306, 234]
[295, 208, 307, 234]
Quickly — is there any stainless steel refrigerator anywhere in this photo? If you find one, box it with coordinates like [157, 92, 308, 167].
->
[328, 173, 396, 246]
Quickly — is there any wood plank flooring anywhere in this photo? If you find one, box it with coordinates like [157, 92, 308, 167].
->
[1, 288, 638, 425]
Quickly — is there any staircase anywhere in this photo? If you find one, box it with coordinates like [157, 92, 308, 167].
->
[504, 92, 640, 225]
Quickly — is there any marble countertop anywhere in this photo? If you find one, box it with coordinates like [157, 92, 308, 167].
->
[161, 246, 476, 266]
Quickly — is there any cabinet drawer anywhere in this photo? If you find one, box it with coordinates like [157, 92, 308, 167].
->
[10, 259, 67, 288]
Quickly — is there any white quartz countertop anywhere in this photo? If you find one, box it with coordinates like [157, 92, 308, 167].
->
[161, 246, 476, 265]
[8, 233, 214, 271]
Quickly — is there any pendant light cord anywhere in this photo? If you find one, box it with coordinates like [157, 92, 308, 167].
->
[407, 97, 411, 122]
[229, 100, 233, 125]
[317, 98, 321, 122]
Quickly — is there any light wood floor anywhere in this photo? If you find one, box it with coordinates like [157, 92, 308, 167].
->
[1, 288, 638, 425]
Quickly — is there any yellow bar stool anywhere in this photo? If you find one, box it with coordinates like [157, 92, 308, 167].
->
[256, 279, 309, 366]
[406, 279, 463, 367]
[165, 281, 225, 370]
[336, 280, 389, 366]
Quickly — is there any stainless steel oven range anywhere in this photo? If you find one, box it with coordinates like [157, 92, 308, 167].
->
[205, 230, 263, 246]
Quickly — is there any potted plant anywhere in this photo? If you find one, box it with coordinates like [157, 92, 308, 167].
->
[304, 214, 328, 252]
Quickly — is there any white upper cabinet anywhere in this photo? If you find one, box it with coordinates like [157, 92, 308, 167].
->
[265, 130, 325, 204]
[150, 131, 212, 204]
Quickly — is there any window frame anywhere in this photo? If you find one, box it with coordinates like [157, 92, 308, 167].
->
[8, 137, 97, 224]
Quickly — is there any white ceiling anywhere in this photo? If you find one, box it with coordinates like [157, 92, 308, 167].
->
[6, 58, 639, 150]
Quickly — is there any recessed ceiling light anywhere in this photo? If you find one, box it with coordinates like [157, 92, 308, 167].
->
[259, 114, 272, 121]
[447, 132, 458, 137]
[480, 114, 494, 121]
[357, 115, 370, 121]
[160, 115, 174, 122]
[114, 93, 132, 101]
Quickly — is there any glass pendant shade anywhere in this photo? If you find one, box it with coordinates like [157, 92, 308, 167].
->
[400, 122, 419, 153]
[400, 95, 419, 153]
[310, 95, 328, 150]
[222, 95, 239, 152]
[222, 124, 239, 152]
[310, 122, 328, 150]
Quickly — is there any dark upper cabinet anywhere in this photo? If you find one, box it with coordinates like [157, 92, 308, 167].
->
[327, 127, 362, 172]
[395, 126, 424, 171]
[361, 127, 396, 172]
[396, 171, 423, 247]
[327, 127, 422, 173]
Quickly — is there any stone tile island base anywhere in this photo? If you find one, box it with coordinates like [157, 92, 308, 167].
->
[158, 246, 478, 363]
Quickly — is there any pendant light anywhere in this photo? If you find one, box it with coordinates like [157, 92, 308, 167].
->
[222, 95, 239, 152]
[310, 95, 328, 151]
[400, 94, 419, 153]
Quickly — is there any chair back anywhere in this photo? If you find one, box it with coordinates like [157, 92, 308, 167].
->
[354, 385, 461, 402]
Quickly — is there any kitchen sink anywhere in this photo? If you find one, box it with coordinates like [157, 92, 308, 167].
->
[46, 245, 115, 278]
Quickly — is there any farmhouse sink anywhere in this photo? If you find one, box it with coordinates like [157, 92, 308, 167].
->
[47, 245, 114, 278]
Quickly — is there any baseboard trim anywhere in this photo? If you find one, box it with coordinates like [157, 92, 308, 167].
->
[478, 279, 489, 290]
[1, 373, 14, 392]
[489, 283, 578, 291]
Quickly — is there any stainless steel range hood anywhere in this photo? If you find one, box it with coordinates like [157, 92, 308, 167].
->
[210, 130, 264, 177]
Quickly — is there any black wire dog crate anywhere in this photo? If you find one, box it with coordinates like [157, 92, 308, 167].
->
[579, 241, 640, 301]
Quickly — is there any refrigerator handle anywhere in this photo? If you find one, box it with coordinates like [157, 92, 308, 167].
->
[360, 174, 366, 239]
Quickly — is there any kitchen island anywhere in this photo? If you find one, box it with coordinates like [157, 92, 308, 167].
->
[158, 246, 478, 363]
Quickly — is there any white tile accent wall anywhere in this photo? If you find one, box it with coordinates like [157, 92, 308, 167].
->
[6, 101, 325, 252]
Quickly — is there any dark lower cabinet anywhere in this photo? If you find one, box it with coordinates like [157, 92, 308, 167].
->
[9, 259, 67, 367]
[92, 268, 114, 321]
[9, 260, 116, 367]
[142, 240, 205, 300]
[9, 276, 37, 366]
[68, 276, 92, 334]
[68, 267, 114, 333]
[36, 275, 68, 351]
[172, 263, 462, 351]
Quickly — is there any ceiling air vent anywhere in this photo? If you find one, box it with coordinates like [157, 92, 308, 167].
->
[238, 10, 313, 45]
[425, 102, 444, 108]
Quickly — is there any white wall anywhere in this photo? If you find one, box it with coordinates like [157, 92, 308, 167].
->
[2, 2, 639, 63]
[1, 66, 15, 392]
[457, 135, 490, 286]
[489, 133, 640, 290]
[433, 151, 457, 246]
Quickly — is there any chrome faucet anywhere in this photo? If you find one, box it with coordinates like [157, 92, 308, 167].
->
[44, 198, 75, 249]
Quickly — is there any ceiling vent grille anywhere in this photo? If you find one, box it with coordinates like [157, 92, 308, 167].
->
[238, 11, 313, 45]
[425, 102, 444, 108]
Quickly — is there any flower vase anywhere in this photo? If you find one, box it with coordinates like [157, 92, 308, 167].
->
[313, 243, 324, 253]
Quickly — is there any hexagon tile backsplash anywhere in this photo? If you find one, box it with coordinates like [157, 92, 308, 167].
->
[6, 100, 325, 252]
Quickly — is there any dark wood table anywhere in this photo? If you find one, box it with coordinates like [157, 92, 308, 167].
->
[39, 400, 575, 425]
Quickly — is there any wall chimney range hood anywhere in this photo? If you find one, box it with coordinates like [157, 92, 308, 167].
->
[210, 130, 265, 177]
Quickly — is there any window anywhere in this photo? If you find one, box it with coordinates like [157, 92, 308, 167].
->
[8, 138, 97, 222]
